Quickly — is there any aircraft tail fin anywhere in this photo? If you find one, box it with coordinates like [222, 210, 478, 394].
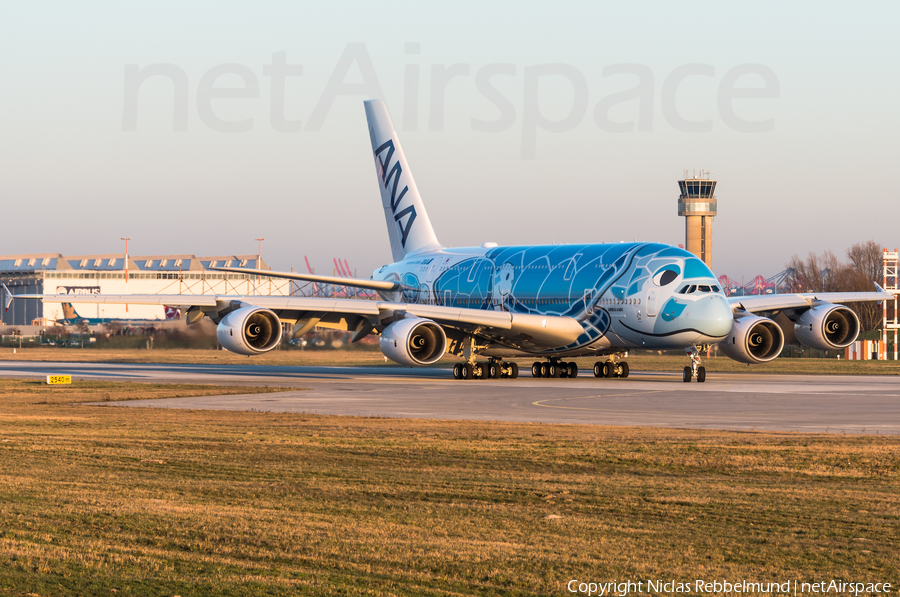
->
[61, 302, 79, 321]
[364, 100, 442, 262]
[2, 284, 11, 312]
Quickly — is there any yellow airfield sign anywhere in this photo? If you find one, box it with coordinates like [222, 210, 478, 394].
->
[46, 375, 72, 385]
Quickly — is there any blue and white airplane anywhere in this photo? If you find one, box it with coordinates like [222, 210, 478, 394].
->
[6, 100, 891, 382]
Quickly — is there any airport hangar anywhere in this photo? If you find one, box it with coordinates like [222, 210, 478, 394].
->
[0, 253, 293, 326]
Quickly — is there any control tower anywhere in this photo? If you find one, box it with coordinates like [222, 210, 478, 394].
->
[677, 170, 717, 268]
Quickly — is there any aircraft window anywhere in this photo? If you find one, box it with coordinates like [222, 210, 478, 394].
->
[688, 285, 697, 293]
[679, 286, 689, 294]
[712, 285, 721, 292]
[698, 285, 711, 292]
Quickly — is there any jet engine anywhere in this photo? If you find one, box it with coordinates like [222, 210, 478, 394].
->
[718, 315, 784, 364]
[795, 304, 859, 350]
[380, 317, 447, 366]
[216, 306, 283, 355]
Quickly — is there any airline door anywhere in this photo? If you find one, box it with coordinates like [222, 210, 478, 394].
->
[646, 289, 658, 317]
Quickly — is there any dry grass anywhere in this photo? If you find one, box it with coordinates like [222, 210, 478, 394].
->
[2, 347, 900, 376]
[0, 347, 395, 367]
[0, 379, 897, 595]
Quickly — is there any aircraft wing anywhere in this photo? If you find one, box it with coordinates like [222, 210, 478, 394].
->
[16, 293, 585, 348]
[210, 266, 400, 292]
[727, 285, 893, 313]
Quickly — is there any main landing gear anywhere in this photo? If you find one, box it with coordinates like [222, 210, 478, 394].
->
[683, 345, 708, 383]
[452, 358, 519, 380]
[592, 354, 629, 379]
[530, 359, 578, 379]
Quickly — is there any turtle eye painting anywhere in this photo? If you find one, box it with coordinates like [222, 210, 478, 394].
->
[653, 266, 680, 287]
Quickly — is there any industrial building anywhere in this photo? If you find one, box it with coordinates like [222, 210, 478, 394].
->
[1, 253, 292, 326]
[677, 170, 717, 268]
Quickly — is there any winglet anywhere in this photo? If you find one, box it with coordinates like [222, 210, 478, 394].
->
[874, 281, 893, 306]
[2, 284, 10, 312]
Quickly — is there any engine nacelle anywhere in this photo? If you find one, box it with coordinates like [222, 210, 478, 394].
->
[216, 306, 283, 355]
[718, 315, 784, 364]
[795, 304, 859, 350]
[380, 317, 447, 366]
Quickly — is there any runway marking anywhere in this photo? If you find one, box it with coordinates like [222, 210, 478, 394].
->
[532, 390, 667, 411]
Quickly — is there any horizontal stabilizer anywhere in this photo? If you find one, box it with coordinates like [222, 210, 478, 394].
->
[210, 267, 399, 291]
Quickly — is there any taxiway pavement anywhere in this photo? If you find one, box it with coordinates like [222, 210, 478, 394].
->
[1, 361, 898, 434]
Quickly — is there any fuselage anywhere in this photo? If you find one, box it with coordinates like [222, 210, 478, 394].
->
[373, 242, 734, 356]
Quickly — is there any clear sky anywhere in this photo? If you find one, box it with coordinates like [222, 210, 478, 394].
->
[1, 1, 897, 280]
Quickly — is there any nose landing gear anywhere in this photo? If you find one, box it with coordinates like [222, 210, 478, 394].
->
[683, 345, 708, 383]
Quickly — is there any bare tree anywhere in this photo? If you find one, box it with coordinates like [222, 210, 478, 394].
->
[785, 242, 884, 331]
[846, 241, 884, 331]
[847, 241, 883, 288]
[820, 250, 851, 292]
[788, 252, 826, 292]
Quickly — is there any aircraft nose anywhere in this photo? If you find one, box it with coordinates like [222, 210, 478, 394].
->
[694, 295, 734, 339]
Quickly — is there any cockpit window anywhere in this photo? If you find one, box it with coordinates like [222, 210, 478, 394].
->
[679, 284, 723, 295]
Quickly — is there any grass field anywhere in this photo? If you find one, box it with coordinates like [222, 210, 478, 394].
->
[2, 346, 900, 376]
[0, 379, 897, 595]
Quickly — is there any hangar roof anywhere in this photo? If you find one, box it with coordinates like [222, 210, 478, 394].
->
[0, 253, 269, 274]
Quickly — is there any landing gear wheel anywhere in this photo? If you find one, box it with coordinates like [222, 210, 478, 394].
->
[593, 362, 603, 378]
[453, 363, 462, 379]
[462, 363, 473, 380]
[488, 362, 501, 379]
[684, 344, 708, 385]
[604, 363, 615, 378]
[509, 362, 519, 379]
[540, 362, 550, 377]
[532, 361, 542, 378]
[548, 362, 560, 378]
[568, 362, 578, 378]
[620, 362, 629, 379]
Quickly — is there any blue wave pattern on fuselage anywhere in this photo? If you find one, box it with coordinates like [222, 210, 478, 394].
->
[429, 258, 494, 309]
[426, 242, 684, 351]
[380, 242, 713, 353]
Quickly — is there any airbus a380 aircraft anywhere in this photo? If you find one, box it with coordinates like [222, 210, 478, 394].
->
[6, 100, 890, 382]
